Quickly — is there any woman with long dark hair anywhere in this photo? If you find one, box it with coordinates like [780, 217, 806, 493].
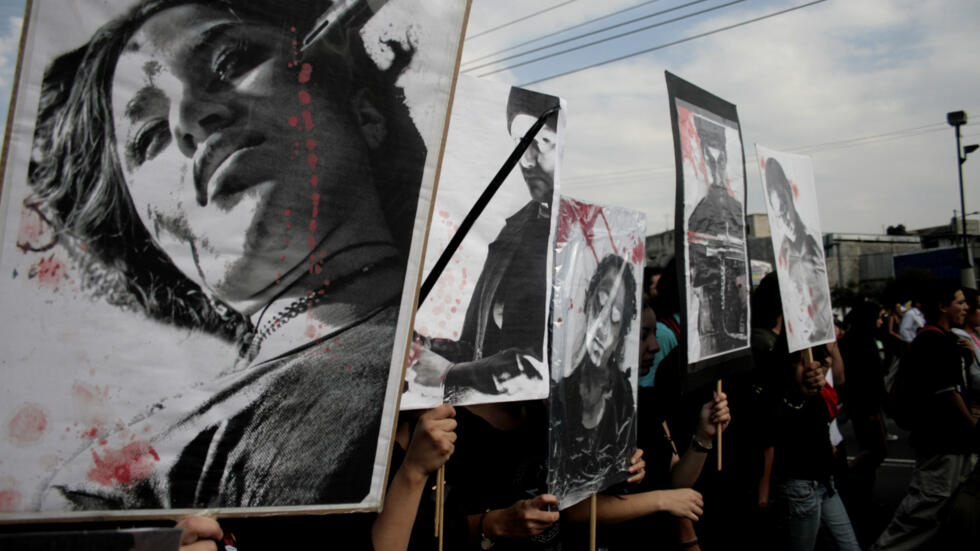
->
[31, 0, 430, 510]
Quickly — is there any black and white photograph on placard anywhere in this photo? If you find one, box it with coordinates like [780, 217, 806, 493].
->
[547, 197, 645, 510]
[0, 0, 468, 518]
[756, 145, 835, 352]
[403, 75, 565, 409]
[665, 71, 752, 389]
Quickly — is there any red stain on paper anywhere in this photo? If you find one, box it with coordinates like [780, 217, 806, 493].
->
[298, 90, 312, 104]
[71, 382, 111, 437]
[33, 255, 67, 288]
[298, 63, 313, 83]
[6, 403, 47, 445]
[87, 441, 160, 486]
[0, 477, 22, 512]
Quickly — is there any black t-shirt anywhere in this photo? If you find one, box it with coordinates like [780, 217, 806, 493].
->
[772, 394, 834, 482]
[906, 327, 973, 455]
[449, 403, 560, 551]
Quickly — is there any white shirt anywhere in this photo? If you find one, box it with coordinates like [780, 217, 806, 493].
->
[898, 307, 925, 343]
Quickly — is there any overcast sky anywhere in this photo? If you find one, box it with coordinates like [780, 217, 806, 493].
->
[461, 0, 980, 235]
[1, 0, 978, 236]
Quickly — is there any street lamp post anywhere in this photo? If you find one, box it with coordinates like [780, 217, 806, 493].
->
[947, 110, 979, 288]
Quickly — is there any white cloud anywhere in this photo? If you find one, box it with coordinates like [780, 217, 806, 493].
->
[461, 0, 980, 235]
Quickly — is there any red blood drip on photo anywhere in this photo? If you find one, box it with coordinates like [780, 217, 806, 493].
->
[324, 279, 331, 286]
[298, 62, 313, 83]
[305, 325, 317, 339]
[309, 220, 317, 232]
[302, 110, 313, 130]
[99, 439, 107, 446]
[35, 255, 66, 287]
[312, 192, 321, 212]
[284, 209, 291, 216]
[0, 477, 22, 513]
[298, 90, 312, 105]
[310, 175, 319, 187]
[72, 382, 110, 437]
[760, 157, 766, 170]
[313, 264, 322, 274]
[306, 138, 316, 151]
[439, 210, 450, 218]
[308, 153, 318, 171]
[348, 365, 352, 371]
[288, 116, 298, 127]
[632, 239, 645, 265]
[86, 441, 160, 487]
[677, 108, 709, 187]
[790, 179, 799, 199]
[6, 403, 47, 445]
[307, 235, 316, 249]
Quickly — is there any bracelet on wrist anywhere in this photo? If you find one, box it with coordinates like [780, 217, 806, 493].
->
[691, 435, 713, 453]
[679, 537, 699, 549]
[480, 510, 495, 549]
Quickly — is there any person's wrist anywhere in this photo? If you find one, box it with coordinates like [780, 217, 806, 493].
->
[399, 455, 430, 486]
[480, 509, 497, 548]
[691, 434, 713, 453]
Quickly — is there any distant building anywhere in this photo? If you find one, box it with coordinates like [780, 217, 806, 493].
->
[643, 214, 980, 292]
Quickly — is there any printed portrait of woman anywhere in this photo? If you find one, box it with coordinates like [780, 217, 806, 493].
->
[549, 253, 639, 509]
[4, 0, 465, 514]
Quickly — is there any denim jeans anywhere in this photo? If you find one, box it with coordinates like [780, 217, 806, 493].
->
[773, 478, 861, 551]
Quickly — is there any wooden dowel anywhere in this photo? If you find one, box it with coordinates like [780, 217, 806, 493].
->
[716, 379, 723, 471]
[589, 493, 597, 551]
[435, 464, 445, 543]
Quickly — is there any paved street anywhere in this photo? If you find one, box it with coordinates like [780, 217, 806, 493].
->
[836, 416, 914, 549]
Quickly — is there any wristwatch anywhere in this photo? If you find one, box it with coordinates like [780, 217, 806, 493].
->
[691, 435, 714, 453]
[480, 510, 495, 549]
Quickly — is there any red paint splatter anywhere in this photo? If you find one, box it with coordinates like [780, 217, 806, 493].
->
[34, 255, 67, 287]
[309, 220, 317, 232]
[306, 138, 316, 151]
[307, 153, 318, 171]
[312, 192, 320, 212]
[302, 110, 313, 130]
[760, 157, 766, 170]
[298, 90, 312, 105]
[439, 210, 450, 218]
[298, 63, 313, 83]
[313, 264, 322, 274]
[307, 235, 316, 249]
[0, 477, 21, 513]
[305, 325, 317, 339]
[288, 116, 298, 127]
[310, 175, 319, 187]
[790, 180, 799, 199]
[324, 279, 331, 286]
[632, 239, 645, 265]
[284, 209, 291, 216]
[86, 441, 160, 487]
[6, 403, 47, 445]
[72, 382, 110, 437]
[98, 439, 107, 446]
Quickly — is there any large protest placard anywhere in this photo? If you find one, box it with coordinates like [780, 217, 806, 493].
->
[756, 145, 834, 351]
[665, 71, 752, 390]
[0, 0, 468, 519]
[547, 196, 644, 510]
[402, 75, 565, 409]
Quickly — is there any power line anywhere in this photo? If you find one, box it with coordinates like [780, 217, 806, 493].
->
[562, 121, 980, 189]
[466, 0, 581, 40]
[462, 0, 666, 67]
[519, 0, 828, 86]
[464, 0, 709, 72]
[475, 0, 746, 77]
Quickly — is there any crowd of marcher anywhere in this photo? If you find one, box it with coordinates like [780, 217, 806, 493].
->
[11, 265, 974, 551]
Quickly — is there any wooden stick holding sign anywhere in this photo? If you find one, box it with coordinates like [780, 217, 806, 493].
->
[436, 465, 445, 549]
[716, 379, 723, 471]
[589, 494, 598, 551]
